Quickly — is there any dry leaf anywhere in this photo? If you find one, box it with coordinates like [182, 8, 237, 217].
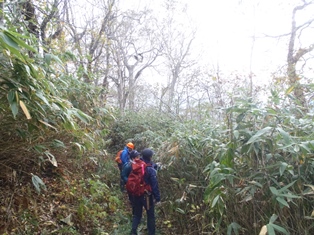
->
[19, 100, 31, 119]
[259, 225, 267, 235]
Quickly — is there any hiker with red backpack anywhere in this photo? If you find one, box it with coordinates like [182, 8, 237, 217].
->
[115, 142, 134, 191]
[122, 150, 140, 184]
[126, 148, 161, 235]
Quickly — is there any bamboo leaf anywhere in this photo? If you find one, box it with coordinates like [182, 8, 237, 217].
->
[19, 100, 31, 119]
[227, 222, 241, 235]
[35, 91, 50, 106]
[0, 32, 23, 60]
[175, 208, 185, 214]
[209, 167, 221, 177]
[7, 90, 15, 102]
[279, 162, 288, 176]
[276, 197, 289, 208]
[39, 119, 58, 131]
[31, 174, 47, 194]
[0, 31, 18, 49]
[10, 101, 18, 118]
[278, 180, 296, 193]
[211, 195, 220, 208]
[44, 53, 64, 68]
[72, 108, 92, 124]
[44, 151, 58, 167]
[277, 127, 292, 145]
[259, 225, 267, 235]
[52, 139, 66, 148]
[269, 186, 278, 196]
[285, 86, 295, 95]
[269, 214, 278, 224]
[266, 224, 276, 235]
[246, 127, 272, 144]
[4, 30, 36, 52]
[248, 180, 263, 188]
[271, 224, 289, 234]
[277, 193, 300, 199]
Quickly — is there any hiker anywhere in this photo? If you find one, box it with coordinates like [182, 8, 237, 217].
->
[128, 148, 161, 235]
[121, 150, 140, 184]
[116, 142, 134, 191]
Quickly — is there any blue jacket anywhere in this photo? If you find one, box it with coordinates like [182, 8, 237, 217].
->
[121, 161, 132, 184]
[120, 146, 130, 165]
[143, 159, 161, 202]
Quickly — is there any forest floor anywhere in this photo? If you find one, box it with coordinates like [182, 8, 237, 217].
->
[0, 154, 168, 235]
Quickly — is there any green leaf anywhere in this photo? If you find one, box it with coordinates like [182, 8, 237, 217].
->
[7, 90, 15, 103]
[10, 101, 18, 118]
[211, 195, 220, 208]
[276, 197, 289, 208]
[4, 30, 36, 52]
[234, 130, 239, 139]
[175, 208, 185, 214]
[0, 31, 18, 49]
[52, 139, 66, 148]
[277, 193, 300, 199]
[293, 144, 300, 152]
[35, 91, 50, 106]
[269, 214, 278, 223]
[73, 108, 92, 124]
[209, 167, 221, 177]
[272, 223, 289, 234]
[248, 180, 263, 188]
[278, 180, 296, 193]
[44, 53, 64, 68]
[227, 222, 241, 235]
[277, 127, 292, 145]
[33, 144, 46, 153]
[0, 32, 23, 60]
[270, 186, 278, 196]
[299, 143, 311, 153]
[279, 162, 288, 176]
[246, 127, 272, 144]
[266, 224, 276, 235]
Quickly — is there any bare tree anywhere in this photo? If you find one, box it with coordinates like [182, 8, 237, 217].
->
[108, 10, 161, 111]
[65, 0, 116, 87]
[287, 0, 314, 110]
[157, 1, 197, 115]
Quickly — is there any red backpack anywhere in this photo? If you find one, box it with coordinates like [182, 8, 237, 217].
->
[126, 159, 152, 196]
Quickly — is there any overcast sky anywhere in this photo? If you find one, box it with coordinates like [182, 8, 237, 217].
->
[119, 0, 314, 85]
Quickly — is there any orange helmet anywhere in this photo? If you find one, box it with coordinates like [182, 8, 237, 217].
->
[126, 142, 134, 149]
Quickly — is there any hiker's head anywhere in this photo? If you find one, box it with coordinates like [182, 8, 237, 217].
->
[130, 150, 140, 159]
[141, 148, 154, 161]
[126, 142, 134, 151]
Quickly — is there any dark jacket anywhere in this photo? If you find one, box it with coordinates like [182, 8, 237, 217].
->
[143, 159, 161, 202]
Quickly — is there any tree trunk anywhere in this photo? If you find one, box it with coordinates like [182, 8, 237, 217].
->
[287, 2, 314, 112]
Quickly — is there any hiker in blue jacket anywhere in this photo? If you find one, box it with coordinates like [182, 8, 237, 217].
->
[121, 142, 134, 165]
[119, 142, 134, 191]
[130, 148, 161, 235]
